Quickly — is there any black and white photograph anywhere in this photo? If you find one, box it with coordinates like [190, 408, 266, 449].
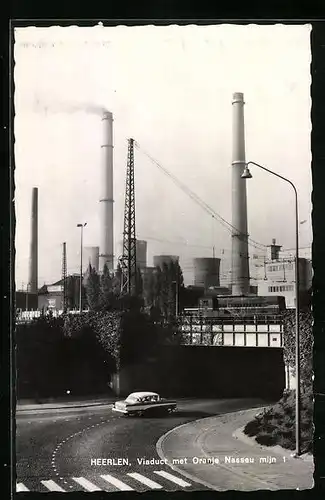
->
[14, 23, 314, 493]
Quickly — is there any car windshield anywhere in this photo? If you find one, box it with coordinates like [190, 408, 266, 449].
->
[124, 396, 139, 403]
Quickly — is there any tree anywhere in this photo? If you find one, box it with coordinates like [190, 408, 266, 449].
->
[145, 261, 185, 323]
[66, 275, 79, 309]
[99, 263, 114, 310]
[136, 267, 143, 297]
[112, 262, 122, 296]
[85, 264, 100, 310]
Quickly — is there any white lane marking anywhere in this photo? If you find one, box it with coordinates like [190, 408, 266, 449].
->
[100, 474, 134, 491]
[127, 472, 163, 489]
[153, 470, 191, 487]
[41, 480, 66, 492]
[72, 477, 102, 492]
[16, 483, 29, 492]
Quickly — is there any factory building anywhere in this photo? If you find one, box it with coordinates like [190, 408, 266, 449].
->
[38, 280, 64, 310]
[255, 239, 312, 308]
[38, 274, 81, 310]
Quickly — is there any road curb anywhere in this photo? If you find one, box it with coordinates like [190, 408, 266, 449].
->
[16, 401, 115, 412]
[155, 406, 268, 491]
[232, 426, 314, 463]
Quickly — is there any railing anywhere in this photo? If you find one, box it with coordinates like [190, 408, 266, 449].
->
[178, 314, 284, 347]
[15, 309, 83, 324]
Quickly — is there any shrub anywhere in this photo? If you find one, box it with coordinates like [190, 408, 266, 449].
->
[283, 310, 313, 391]
[243, 388, 313, 453]
[255, 432, 277, 447]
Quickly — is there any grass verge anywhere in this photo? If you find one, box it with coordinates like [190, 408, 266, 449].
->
[244, 388, 313, 454]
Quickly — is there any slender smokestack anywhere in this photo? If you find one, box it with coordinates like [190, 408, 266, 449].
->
[99, 111, 114, 272]
[28, 187, 38, 293]
[231, 92, 250, 295]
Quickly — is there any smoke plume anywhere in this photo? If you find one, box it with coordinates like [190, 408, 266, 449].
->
[32, 95, 108, 116]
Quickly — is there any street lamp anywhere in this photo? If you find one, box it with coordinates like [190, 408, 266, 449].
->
[77, 223, 87, 313]
[241, 160, 301, 456]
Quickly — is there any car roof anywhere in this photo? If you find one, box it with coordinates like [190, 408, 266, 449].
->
[127, 391, 159, 398]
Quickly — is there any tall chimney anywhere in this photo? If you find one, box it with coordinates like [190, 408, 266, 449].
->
[99, 111, 114, 272]
[28, 187, 38, 293]
[231, 92, 250, 295]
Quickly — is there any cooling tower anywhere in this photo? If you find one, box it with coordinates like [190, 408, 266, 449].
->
[83, 246, 99, 273]
[231, 92, 250, 295]
[153, 255, 179, 269]
[193, 257, 220, 289]
[136, 240, 147, 269]
[99, 111, 114, 272]
[28, 187, 38, 293]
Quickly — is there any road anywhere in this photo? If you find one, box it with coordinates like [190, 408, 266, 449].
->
[16, 397, 267, 493]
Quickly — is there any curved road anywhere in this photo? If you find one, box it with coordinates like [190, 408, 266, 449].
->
[16, 398, 266, 493]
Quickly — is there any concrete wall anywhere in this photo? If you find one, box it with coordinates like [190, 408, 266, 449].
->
[113, 346, 285, 400]
[16, 291, 38, 310]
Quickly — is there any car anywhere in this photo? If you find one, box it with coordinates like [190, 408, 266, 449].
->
[112, 391, 177, 417]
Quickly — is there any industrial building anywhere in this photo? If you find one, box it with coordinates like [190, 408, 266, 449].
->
[37, 274, 82, 311]
[38, 279, 65, 310]
[255, 239, 312, 308]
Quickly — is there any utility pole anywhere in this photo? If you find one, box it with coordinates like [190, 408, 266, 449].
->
[120, 138, 137, 297]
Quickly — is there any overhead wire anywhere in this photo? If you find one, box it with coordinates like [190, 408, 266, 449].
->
[134, 141, 267, 252]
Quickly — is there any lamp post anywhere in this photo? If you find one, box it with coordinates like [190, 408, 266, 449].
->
[241, 160, 301, 456]
[77, 223, 87, 313]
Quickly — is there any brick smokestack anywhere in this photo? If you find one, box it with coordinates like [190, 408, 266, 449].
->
[99, 111, 114, 272]
[231, 92, 250, 295]
[28, 187, 38, 293]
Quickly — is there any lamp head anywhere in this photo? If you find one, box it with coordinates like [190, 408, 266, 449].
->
[241, 166, 253, 179]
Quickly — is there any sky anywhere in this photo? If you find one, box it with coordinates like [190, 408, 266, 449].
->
[14, 24, 312, 288]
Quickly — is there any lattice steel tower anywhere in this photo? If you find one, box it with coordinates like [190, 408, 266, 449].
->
[120, 138, 137, 296]
[62, 241, 68, 311]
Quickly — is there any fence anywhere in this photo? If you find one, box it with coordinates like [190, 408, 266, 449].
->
[15, 309, 83, 324]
